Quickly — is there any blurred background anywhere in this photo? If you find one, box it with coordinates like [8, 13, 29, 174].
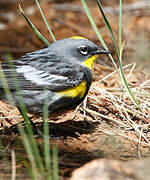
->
[0, 0, 150, 73]
[0, 1, 150, 179]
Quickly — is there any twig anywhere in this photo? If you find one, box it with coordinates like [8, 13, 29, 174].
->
[83, 96, 87, 120]
[136, 128, 143, 160]
[11, 149, 16, 180]
[85, 108, 127, 127]
[96, 63, 134, 84]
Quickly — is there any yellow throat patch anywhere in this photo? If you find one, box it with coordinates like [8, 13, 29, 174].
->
[83, 55, 98, 70]
[57, 81, 87, 98]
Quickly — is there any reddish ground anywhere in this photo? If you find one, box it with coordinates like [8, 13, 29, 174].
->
[0, 0, 150, 179]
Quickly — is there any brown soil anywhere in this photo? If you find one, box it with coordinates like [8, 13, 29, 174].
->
[0, 0, 150, 179]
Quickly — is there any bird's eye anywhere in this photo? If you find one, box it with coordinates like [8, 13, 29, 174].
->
[78, 46, 89, 55]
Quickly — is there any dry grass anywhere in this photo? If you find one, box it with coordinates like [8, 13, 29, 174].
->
[82, 63, 150, 152]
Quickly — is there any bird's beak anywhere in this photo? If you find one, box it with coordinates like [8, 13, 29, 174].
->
[92, 48, 110, 55]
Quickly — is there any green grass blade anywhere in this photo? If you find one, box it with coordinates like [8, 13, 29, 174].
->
[96, 0, 120, 59]
[96, 0, 141, 110]
[43, 96, 52, 180]
[81, 0, 106, 49]
[6, 56, 45, 174]
[52, 145, 59, 180]
[119, 44, 141, 110]
[119, 0, 122, 52]
[19, 4, 50, 46]
[119, 40, 125, 60]
[0, 66, 14, 106]
[0, 60, 40, 179]
[35, 0, 56, 42]
[81, 0, 119, 71]
[17, 124, 40, 180]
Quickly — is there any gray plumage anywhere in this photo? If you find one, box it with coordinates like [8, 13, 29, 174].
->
[0, 38, 109, 114]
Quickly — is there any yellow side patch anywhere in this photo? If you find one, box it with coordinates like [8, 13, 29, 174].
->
[83, 55, 98, 70]
[57, 81, 87, 98]
[70, 36, 87, 40]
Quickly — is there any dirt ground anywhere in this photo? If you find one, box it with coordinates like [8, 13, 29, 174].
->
[0, 0, 150, 179]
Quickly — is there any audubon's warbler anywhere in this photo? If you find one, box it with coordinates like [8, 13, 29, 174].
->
[0, 36, 109, 115]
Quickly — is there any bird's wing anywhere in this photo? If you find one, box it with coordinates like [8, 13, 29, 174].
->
[0, 51, 84, 91]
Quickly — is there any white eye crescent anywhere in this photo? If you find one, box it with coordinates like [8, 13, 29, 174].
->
[78, 46, 89, 55]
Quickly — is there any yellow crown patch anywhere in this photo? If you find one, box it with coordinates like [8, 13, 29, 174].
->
[70, 36, 87, 40]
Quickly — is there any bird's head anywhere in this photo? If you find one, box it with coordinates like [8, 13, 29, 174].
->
[50, 36, 109, 70]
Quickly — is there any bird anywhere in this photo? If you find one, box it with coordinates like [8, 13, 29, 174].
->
[0, 36, 109, 116]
